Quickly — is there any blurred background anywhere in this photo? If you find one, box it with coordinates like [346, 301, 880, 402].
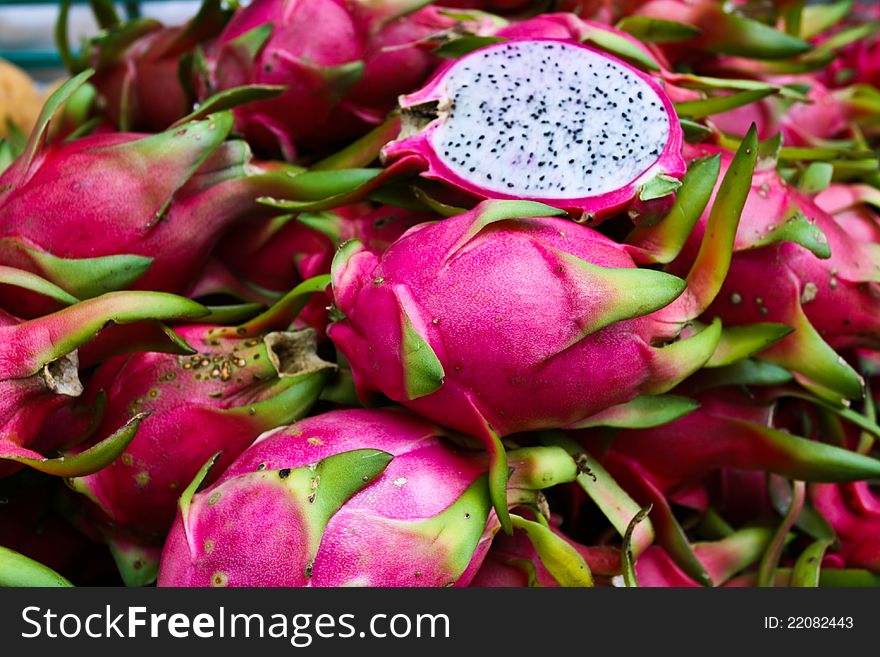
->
[0, 1, 207, 81]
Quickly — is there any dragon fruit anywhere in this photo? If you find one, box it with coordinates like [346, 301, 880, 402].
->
[819, 2, 880, 89]
[0, 74, 319, 318]
[0, 280, 208, 478]
[658, 142, 880, 399]
[811, 481, 880, 573]
[157, 408, 587, 587]
[381, 38, 685, 220]
[576, 388, 880, 494]
[197, 0, 362, 159]
[633, 527, 777, 587]
[338, 4, 500, 131]
[711, 79, 855, 147]
[66, 316, 334, 552]
[200, 0, 492, 159]
[329, 124, 765, 526]
[57, 0, 232, 131]
[626, 0, 812, 66]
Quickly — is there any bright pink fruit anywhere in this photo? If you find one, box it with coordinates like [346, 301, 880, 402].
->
[711, 80, 852, 147]
[157, 408, 578, 587]
[0, 285, 207, 478]
[674, 145, 880, 398]
[202, 1, 492, 159]
[202, 0, 363, 159]
[329, 199, 720, 442]
[67, 325, 333, 545]
[812, 481, 880, 573]
[382, 38, 684, 220]
[819, 3, 880, 89]
[0, 109, 305, 318]
[634, 527, 775, 587]
[88, 26, 195, 132]
[336, 5, 500, 134]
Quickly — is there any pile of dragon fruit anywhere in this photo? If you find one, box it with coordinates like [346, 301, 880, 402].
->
[1, 0, 880, 589]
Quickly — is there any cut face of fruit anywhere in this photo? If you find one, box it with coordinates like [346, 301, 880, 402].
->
[384, 39, 684, 219]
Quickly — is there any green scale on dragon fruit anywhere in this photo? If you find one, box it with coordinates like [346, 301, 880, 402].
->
[158, 408, 589, 587]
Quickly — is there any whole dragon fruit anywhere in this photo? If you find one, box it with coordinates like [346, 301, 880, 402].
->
[200, 0, 493, 159]
[197, 0, 362, 160]
[66, 318, 334, 553]
[664, 145, 880, 399]
[381, 38, 685, 220]
[0, 274, 208, 478]
[0, 73, 310, 318]
[329, 127, 758, 527]
[157, 408, 588, 587]
[57, 0, 232, 131]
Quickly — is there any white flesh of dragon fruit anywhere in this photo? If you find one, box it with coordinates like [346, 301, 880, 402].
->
[382, 39, 685, 219]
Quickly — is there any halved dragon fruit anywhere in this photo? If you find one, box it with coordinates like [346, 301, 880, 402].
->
[381, 38, 685, 220]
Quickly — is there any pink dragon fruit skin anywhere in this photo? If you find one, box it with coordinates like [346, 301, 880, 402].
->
[0, 286, 208, 478]
[204, 1, 496, 159]
[331, 5, 501, 135]
[819, 2, 880, 89]
[634, 527, 776, 587]
[158, 408, 508, 587]
[814, 184, 880, 244]
[0, 114, 221, 315]
[711, 80, 851, 147]
[327, 187, 767, 530]
[328, 200, 718, 441]
[0, 108, 309, 318]
[66, 325, 333, 545]
[381, 38, 685, 220]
